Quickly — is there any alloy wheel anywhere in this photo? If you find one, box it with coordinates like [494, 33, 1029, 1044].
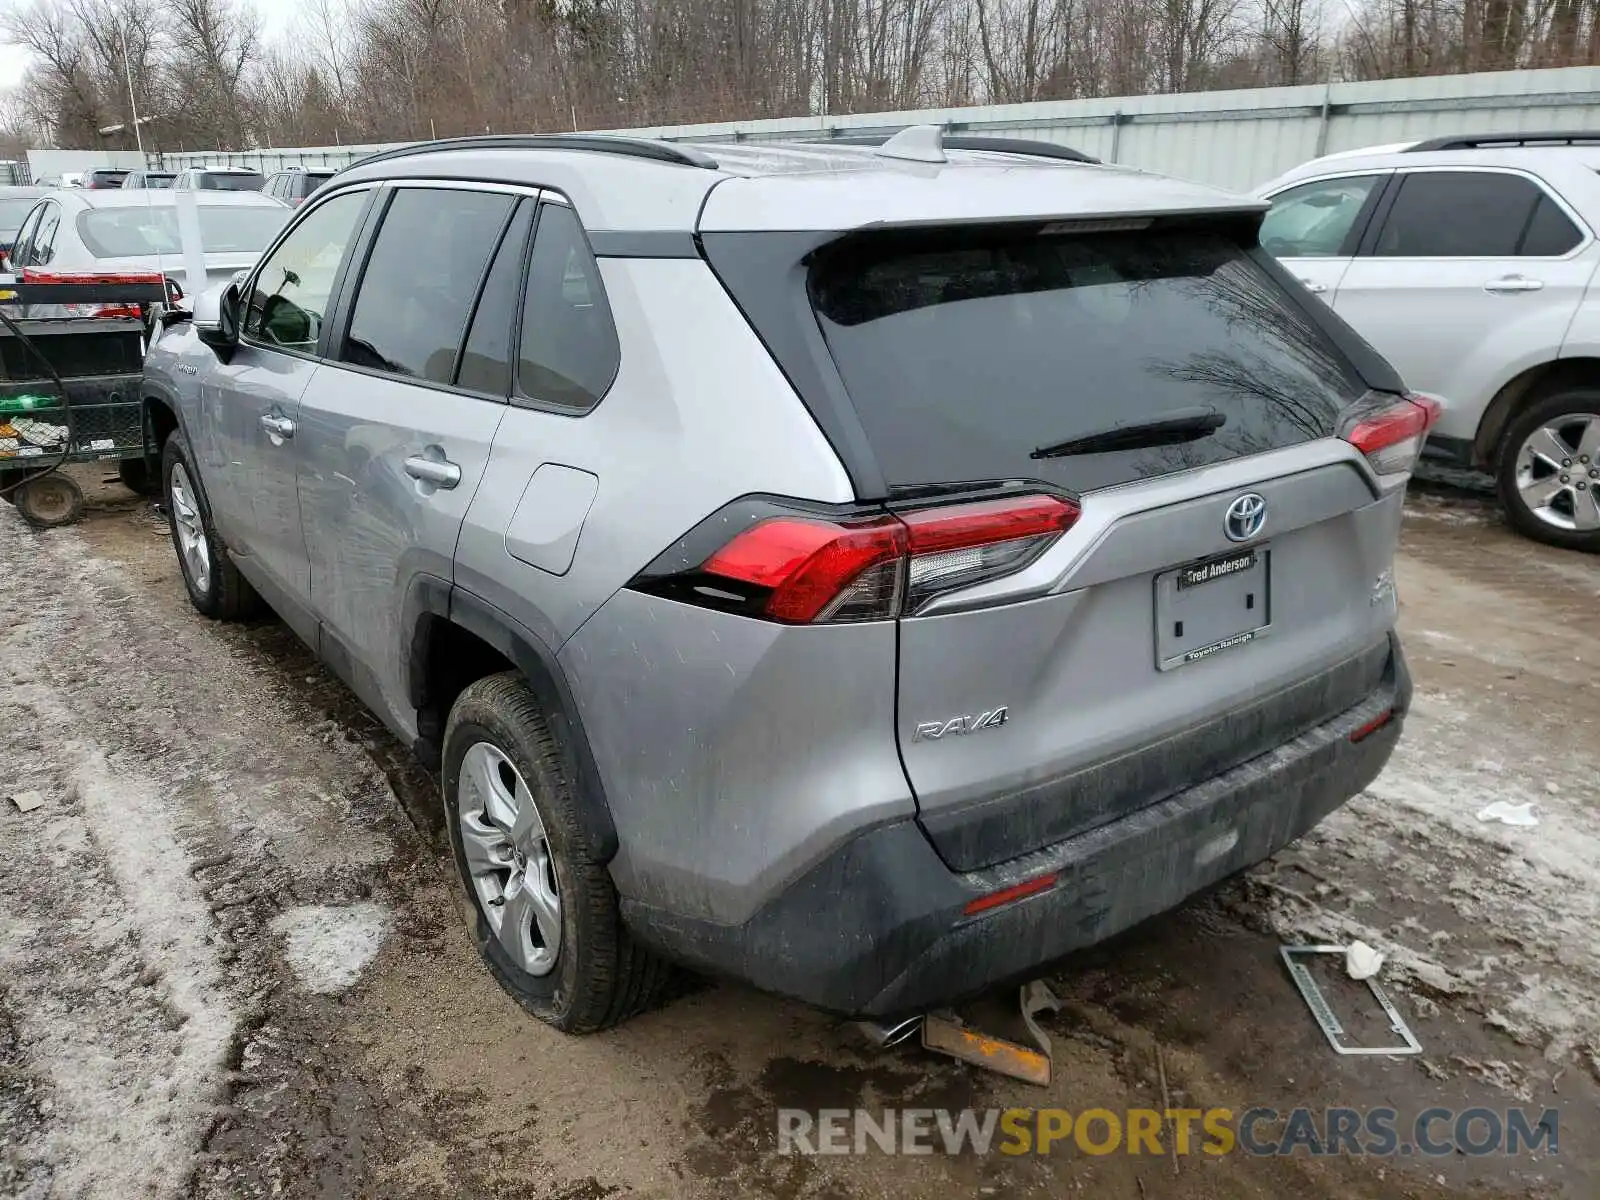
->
[1514, 413, 1600, 533]
[457, 741, 563, 977]
[168, 462, 211, 592]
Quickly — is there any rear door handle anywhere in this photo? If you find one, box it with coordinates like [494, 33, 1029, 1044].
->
[1298, 278, 1327, 294]
[1483, 275, 1544, 294]
[259, 413, 295, 439]
[404, 455, 462, 489]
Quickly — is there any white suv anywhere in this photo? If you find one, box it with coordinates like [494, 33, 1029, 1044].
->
[1257, 132, 1600, 550]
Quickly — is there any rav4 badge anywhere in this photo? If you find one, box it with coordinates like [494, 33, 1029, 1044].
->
[913, 707, 1010, 741]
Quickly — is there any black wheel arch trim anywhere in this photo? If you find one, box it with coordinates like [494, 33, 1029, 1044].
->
[141, 379, 186, 443]
[405, 579, 619, 861]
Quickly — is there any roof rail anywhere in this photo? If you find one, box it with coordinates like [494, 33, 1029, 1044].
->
[1405, 131, 1600, 152]
[820, 132, 1099, 165]
[341, 134, 720, 174]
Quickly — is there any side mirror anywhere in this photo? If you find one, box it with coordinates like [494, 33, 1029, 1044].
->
[194, 282, 241, 361]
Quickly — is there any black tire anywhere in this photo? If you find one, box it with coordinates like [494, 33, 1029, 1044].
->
[117, 456, 158, 496]
[14, 472, 83, 528]
[161, 430, 261, 619]
[442, 672, 672, 1033]
[1495, 388, 1600, 553]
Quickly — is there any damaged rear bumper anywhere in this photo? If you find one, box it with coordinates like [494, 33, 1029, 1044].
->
[622, 635, 1411, 1018]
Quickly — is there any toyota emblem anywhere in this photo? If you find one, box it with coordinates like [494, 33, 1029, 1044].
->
[1224, 493, 1266, 542]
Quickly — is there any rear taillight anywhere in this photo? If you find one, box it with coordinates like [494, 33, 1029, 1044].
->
[638, 493, 1080, 624]
[703, 515, 906, 623]
[1341, 392, 1442, 482]
[900, 495, 1077, 614]
[60, 302, 142, 319]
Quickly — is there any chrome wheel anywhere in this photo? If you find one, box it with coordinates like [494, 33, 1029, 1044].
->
[1515, 413, 1600, 533]
[457, 741, 562, 977]
[168, 462, 211, 592]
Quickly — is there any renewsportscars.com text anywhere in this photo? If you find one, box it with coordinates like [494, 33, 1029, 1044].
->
[777, 1106, 1559, 1158]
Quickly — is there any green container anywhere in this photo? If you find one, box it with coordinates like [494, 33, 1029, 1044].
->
[0, 393, 55, 414]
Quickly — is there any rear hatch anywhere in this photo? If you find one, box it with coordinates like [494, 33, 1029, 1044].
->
[700, 170, 1416, 872]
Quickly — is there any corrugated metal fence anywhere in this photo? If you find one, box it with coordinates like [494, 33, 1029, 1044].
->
[160, 65, 1600, 192]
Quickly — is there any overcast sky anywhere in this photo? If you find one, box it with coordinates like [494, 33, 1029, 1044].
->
[0, 0, 299, 90]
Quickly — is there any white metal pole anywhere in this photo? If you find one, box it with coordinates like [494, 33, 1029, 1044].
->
[119, 23, 145, 157]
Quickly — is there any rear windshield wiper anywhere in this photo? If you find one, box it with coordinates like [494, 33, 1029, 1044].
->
[1031, 407, 1227, 459]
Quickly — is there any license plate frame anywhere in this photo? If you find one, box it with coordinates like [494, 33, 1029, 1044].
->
[1154, 544, 1272, 671]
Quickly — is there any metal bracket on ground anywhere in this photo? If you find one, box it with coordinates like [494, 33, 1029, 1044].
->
[921, 980, 1062, 1085]
[1280, 944, 1422, 1056]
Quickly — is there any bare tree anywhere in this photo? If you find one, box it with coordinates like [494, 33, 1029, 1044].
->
[167, 0, 260, 146]
[1260, 0, 1323, 82]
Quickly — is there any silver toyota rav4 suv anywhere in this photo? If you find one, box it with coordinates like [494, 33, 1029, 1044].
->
[142, 130, 1425, 1032]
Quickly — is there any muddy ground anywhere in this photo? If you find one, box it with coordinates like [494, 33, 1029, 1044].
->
[1, 467, 1596, 1200]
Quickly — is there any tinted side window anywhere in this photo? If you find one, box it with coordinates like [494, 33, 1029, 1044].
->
[1373, 172, 1541, 257]
[457, 201, 533, 395]
[341, 188, 515, 385]
[516, 203, 620, 411]
[1519, 194, 1583, 256]
[243, 190, 368, 351]
[1260, 176, 1381, 259]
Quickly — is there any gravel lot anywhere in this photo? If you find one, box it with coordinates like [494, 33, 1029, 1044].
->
[2, 468, 1596, 1200]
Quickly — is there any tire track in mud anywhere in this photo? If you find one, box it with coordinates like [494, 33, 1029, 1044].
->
[0, 511, 415, 1198]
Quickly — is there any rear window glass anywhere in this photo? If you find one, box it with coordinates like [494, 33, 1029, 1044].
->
[78, 206, 288, 257]
[202, 172, 265, 191]
[0, 198, 37, 235]
[809, 227, 1364, 493]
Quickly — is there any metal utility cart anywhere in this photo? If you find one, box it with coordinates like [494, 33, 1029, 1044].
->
[0, 272, 169, 528]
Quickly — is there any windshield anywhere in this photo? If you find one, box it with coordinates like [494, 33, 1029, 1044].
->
[205, 172, 265, 192]
[808, 225, 1364, 493]
[78, 205, 288, 258]
[0, 198, 38, 237]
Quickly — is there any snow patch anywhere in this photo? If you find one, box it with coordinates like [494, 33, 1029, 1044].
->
[272, 903, 390, 994]
[0, 741, 236, 1200]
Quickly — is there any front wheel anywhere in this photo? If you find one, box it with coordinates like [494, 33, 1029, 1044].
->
[442, 673, 672, 1032]
[162, 431, 260, 618]
[1495, 390, 1600, 552]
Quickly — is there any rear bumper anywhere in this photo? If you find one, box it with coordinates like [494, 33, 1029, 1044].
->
[622, 634, 1411, 1018]
[1420, 433, 1477, 471]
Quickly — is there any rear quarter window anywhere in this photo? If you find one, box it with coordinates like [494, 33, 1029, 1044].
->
[808, 226, 1366, 494]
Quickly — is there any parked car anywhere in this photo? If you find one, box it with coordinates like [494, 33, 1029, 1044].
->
[1257, 131, 1600, 550]
[143, 129, 1422, 1033]
[121, 168, 177, 189]
[6, 188, 290, 311]
[0, 184, 49, 265]
[172, 166, 266, 192]
[83, 168, 130, 190]
[263, 167, 336, 206]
